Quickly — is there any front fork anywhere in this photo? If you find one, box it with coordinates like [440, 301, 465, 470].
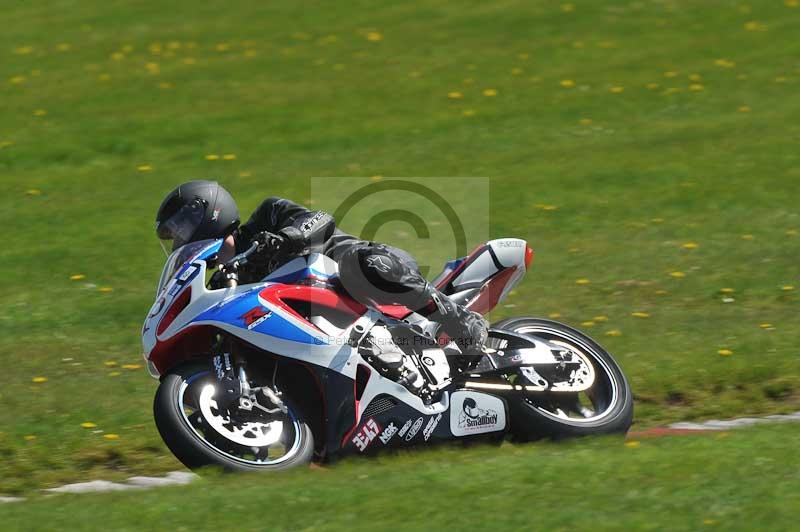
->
[211, 337, 287, 416]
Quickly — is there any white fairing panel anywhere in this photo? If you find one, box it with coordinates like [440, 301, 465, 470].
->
[450, 391, 507, 436]
[450, 238, 528, 303]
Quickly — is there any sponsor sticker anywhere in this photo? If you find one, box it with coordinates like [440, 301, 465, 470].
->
[352, 418, 382, 452]
[450, 391, 506, 437]
[397, 419, 413, 438]
[423, 413, 442, 441]
[379, 422, 398, 444]
[404, 417, 424, 442]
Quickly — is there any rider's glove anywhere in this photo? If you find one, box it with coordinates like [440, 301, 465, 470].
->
[252, 231, 286, 256]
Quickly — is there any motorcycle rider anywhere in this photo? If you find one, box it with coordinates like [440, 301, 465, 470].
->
[155, 180, 489, 375]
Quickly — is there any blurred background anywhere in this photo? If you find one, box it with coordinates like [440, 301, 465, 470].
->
[1, 0, 798, 528]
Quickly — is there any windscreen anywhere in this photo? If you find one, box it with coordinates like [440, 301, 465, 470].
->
[155, 239, 219, 295]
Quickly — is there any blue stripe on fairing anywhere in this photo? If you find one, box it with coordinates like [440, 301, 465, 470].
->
[192, 287, 325, 345]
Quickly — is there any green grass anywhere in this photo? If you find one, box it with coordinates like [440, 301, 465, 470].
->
[2, 424, 799, 531]
[1, 0, 800, 493]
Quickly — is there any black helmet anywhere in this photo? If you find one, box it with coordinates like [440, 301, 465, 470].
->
[155, 180, 239, 251]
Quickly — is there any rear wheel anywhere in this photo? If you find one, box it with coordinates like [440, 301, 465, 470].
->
[154, 362, 314, 472]
[492, 317, 633, 439]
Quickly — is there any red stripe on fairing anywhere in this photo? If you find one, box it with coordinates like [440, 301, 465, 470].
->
[375, 304, 412, 319]
[258, 284, 367, 333]
[465, 266, 518, 314]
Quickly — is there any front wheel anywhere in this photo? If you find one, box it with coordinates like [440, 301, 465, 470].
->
[492, 317, 633, 439]
[153, 362, 314, 472]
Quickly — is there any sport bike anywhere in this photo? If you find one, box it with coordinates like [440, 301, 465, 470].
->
[143, 237, 633, 471]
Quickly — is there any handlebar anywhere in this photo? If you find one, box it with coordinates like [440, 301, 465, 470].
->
[218, 234, 280, 289]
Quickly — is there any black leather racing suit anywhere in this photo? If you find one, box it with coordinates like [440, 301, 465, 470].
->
[234, 197, 488, 349]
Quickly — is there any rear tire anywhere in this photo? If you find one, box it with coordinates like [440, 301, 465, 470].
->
[492, 317, 633, 440]
[154, 362, 314, 472]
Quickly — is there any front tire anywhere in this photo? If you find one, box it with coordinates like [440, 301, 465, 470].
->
[154, 362, 314, 472]
[492, 317, 633, 440]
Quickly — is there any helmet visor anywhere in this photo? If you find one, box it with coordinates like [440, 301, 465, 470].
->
[156, 198, 207, 251]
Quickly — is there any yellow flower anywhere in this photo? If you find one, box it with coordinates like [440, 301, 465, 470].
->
[689, 83, 705, 92]
[581, 321, 596, 327]
[759, 323, 774, 329]
[24, 435, 37, 441]
[624, 440, 640, 448]
[720, 288, 735, 294]
[703, 519, 718, 526]
[651, 218, 664, 223]
[222, 154, 237, 160]
[609, 86, 624, 93]
[714, 59, 735, 68]
[682, 242, 699, 249]
[787, 0, 799, 7]
[579, 118, 592, 125]
[575, 279, 590, 285]
[32, 377, 48, 383]
[738, 105, 751, 113]
[239, 170, 252, 178]
[145, 62, 160, 75]
[33, 109, 47, 116]
[646, 82, 659, 90]
[663, 71, 678, 78]
[122, 364, 142, 370]
[511, 67, 523, 75]
[669, 271, 686, 278]
[215, 43, 230, 52]
[785, 229, 798, 236]
[110, 52, 125, 61]
[605, 329, 622, 337]
[517, 53, 530, 60]
[447, 91, 463, 99]
[688, 73, 702, 82]
[0, 140, 14, 149]
[594, 315, 608, 322]
[70, 274, 86, 281]
[370, 175, 383, 182]
[103, 434, 120, 440]
[183, 57, 197, 65]
[81, 422, 97, 429]
[741, 234, 754, 240]
[98, 74, 111, 81]
[56, 43, 72, 52]
[366, 32, 383, 42]
[744, 21, 767, 31]
[534, 204, 558, 211]
[717, 349, 733, 356]
[205, 154, 220, 161]
[655, 289, 668, 295]
[9, 75, 26, 84]
[781, 285, 795, 291]
[244, 49, 257, 58]
[482, 88, 498, 97]
[99, 287, 113, 293]
[631, 312, 650, 318]
[561, 3, 575, 12]
[108, 371, 121, 377]
[14, 46, 33, 55]
[158, 82, 174, 89]
[560, 79, 575, 88]
[548, 312, 562, 319]
[104, 361, 118, 367]
[26, 189, 42, 196]
[462, 109, 476, 117]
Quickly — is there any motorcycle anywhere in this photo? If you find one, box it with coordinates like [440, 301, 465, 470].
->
[143, 237, 633, 471]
